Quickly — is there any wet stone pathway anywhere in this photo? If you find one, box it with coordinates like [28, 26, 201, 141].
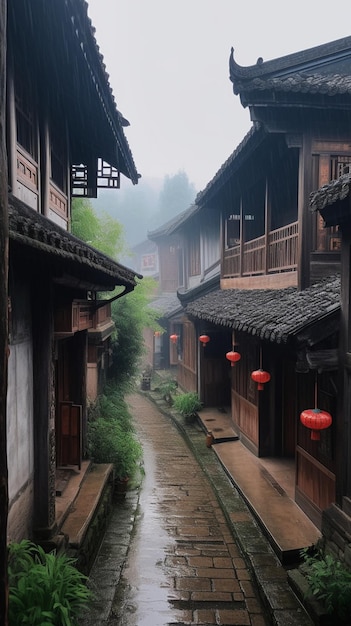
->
[80, 393, 270, 626]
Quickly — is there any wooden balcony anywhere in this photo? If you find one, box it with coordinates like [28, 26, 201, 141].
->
[93, 302, 111, 327]
[223, 221, 298, 280]
[55, 301, 114, 338]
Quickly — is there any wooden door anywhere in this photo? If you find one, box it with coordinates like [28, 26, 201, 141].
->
[58, 402, 82, 468]
[56, 335, 85, 468]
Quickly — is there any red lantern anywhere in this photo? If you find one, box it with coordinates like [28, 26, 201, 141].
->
[251, 369, 271, 391]
[170, 334, 178, 344]
[226, 350, 241, 366]
[199, 334, 210, 347]
[300, 408, 332, 441]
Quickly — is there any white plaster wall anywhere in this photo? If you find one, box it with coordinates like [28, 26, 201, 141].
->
[7, 338, 34, 501]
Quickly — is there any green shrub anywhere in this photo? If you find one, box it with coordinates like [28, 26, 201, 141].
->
[158, 378, 178, 404]
[87, 381, 143, 481]
[8, 540, 91, 625]
[87, 417, 142, 481]
[301, 547, 351, 622]
[89, 384, 135, 432]
[173, 392, 202, 419]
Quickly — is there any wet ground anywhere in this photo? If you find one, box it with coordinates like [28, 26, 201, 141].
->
[81, 393, 270, 626]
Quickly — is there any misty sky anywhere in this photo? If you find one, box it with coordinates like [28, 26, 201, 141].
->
[87, 0, 351, 192]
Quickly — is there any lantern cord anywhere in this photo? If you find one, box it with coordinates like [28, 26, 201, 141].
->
[314, 372, 318, 409]
[259, 345, 262, 370]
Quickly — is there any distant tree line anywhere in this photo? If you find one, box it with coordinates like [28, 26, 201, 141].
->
[91, 170, 197, 248]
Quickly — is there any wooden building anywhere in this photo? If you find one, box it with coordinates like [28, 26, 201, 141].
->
[166, 36, 351, 529]
[6, 0, 141, 544]
[310, 172, 351, 563]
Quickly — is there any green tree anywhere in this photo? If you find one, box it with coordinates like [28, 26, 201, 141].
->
[155, 170, 197, 224]
[71, 199, 160, 384]
[91, 181, 159, 248]
[109, 276, 159, 385]
[71, 197, 128, 260]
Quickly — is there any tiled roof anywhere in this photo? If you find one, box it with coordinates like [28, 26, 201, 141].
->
[9, 195, 141, 288]
[9, 0, 139, 185]
[196, 124, 266, 206]
[235, 74, 351, 97]
[73, 0, 140, 183]
[229, 36, 351, 86]
[149, 293, 182, 317]
[185, 275, 340, 344]
[148, 204, 199, 240]
[310, 173, 351, 212]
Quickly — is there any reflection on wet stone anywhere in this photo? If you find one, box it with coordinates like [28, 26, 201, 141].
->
[81, 393, 269, 626]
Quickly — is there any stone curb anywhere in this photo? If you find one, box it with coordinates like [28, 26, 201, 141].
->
[144, 388, 314, 626]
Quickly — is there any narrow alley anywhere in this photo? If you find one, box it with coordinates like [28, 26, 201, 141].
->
[80, 392, 314, 626]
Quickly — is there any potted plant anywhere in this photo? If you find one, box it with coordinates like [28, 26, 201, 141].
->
[173, 392, 202, 423]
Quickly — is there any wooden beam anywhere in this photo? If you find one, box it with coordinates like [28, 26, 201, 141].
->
[0, 0, 9, 622]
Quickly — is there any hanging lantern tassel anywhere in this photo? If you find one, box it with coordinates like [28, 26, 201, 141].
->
[300, 408, 332, 441]
[251, 369, 271, 390]
[199, 334, 210, 348]
[170, 334, 178, 344]
[226, 350, 241, 367]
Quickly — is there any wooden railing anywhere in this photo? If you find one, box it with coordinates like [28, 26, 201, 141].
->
[243, 235, 265, 276]
[223, 221, 298, 278]
[268, 222, 298, 273]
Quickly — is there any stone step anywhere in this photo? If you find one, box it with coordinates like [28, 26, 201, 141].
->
[60, 463, 115, 574]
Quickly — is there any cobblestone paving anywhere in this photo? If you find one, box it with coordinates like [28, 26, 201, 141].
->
[104, 393, 270, 626]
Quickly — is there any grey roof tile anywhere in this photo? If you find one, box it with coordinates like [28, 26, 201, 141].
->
[310, 172, 351, 211]
[185, 275, 340, 344]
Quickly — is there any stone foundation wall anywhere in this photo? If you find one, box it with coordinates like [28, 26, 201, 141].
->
[321, 502, 351, 569]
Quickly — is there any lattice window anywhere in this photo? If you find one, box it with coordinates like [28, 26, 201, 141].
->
[97, 160, 120, 189]
[71, 164, 97, 198]
[72, 159, 120, 196]
[330, 155, 351, 180]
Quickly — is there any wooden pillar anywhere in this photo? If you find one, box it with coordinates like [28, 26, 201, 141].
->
[239, 197, 244, 276]
[339, 228, 351, 502]
[264, 178, 270, 274]
[0, 0, 8, 620]
[32, 274, 56, 538]
[297, 134, 313, 290]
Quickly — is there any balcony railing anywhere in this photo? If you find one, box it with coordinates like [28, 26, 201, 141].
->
[223, 221, 298, 278]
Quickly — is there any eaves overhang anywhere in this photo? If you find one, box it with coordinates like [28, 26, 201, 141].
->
[8, 0, 140, 185]
[185, 274, 340, 345]
[229, 36, 351, 93]
[195, 124, 267, 208]
[148, 204, 200, 241]
[177, 274, 220, 306]
[310, 172, 351, 227]
[9, 195, 142, 291]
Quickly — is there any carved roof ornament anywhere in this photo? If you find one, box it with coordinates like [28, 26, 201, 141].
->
[229, 36, 351, 97]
